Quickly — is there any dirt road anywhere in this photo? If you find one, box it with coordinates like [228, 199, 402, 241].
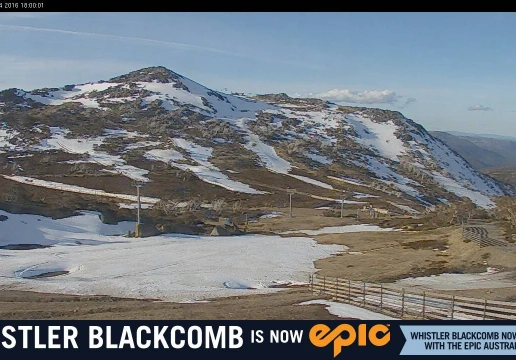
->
[0, 288, 340, 320]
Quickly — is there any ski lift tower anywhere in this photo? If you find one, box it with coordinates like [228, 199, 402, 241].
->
[287, 188, 296, 218]
[340, 190, 346, 218]
[132, 180, 144, 237]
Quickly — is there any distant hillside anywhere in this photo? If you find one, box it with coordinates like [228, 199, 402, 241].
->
[446, 131, 516, 142]
[483, 167, 516, 187]
[431, 131, 516, 188]
[430, 131, 511, 169]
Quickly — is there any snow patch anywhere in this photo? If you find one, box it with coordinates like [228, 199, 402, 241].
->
[23, 83, 119, 109]
[145, 148, 185, 162]
[243, 133, 293, 174]
[103, 129, 144, 138]
[393, 272, 516, 290]
[0, 128, 19, 151]
[346, 113, 406, 161]
[259, 212, 284, 219]
[125, 141, 162, 151]
[1, 175, 159, 203]
[387, 202, 420, 214]
[0, 210, 135, 247]
[353, 192, 379, 199]
[328, 176, 370, 188]
[288, 174, 334, 190]
[118, 203, 153, 210]
[145, 139, 265, 194]
[305, 151, 333, 165]
[279, 224, 400, 236]
[32, 127, 149, 182]
[299, 300, 397, 320]
[431, 172, 496, 209]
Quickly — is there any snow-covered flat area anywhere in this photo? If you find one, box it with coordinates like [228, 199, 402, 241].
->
[392, 271, 516, 290]
[298, 300, 397, 320]
[0, 211, 343, 302]
[279, 224, 400, 236]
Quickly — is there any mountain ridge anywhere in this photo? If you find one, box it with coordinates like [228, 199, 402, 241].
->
[445, 131, 516, 142]
[0, 66, 511, 213]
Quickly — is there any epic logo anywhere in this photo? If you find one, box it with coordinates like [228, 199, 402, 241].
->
[309, 324, 390, 357]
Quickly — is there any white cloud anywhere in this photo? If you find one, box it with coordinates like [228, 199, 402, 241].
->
[400, 97, 417, 108]
[467, 104, 493, 111]
[315, 88, 401, 104]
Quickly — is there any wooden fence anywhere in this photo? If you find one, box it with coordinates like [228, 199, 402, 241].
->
[310, 275, 516, 320]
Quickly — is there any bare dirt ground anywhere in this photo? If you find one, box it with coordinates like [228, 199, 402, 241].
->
[251, 209, 516, 302]
[0, 288, 339, 320]
[311, 226, 516, 302]
[248, 207, 362, 233]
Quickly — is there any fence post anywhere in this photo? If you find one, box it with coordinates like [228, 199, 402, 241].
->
[323, 276, 326, 292]
[483, 299, 487, 320]
[380, 285, 383, 313]
[362, 281, 366, 306]
[401, 289, 405, 318]
[335, 277, 339, 300]
[422, 291, 426, 320]
[309, 274, 313, 293]
[348, 279, 351, 304]
[451, 295, 455, 320]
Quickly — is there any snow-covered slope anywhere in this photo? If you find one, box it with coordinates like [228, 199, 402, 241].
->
[0, 66, 509, 210]
[14, 67, 273, 118]
[145, 138, 265, 194]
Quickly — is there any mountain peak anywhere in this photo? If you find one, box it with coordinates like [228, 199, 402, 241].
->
[109, 66, 182, 84]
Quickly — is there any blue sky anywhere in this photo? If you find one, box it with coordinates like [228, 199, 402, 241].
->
[1, 12, 515, 136]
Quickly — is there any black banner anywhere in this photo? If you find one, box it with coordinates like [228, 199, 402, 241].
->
[0, 1, 504, 12]
[1, 320, 515, 359]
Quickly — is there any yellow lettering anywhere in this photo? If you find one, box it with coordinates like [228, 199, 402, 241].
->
[368, 325, 390, 346]
[309, 323, 390, 358]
